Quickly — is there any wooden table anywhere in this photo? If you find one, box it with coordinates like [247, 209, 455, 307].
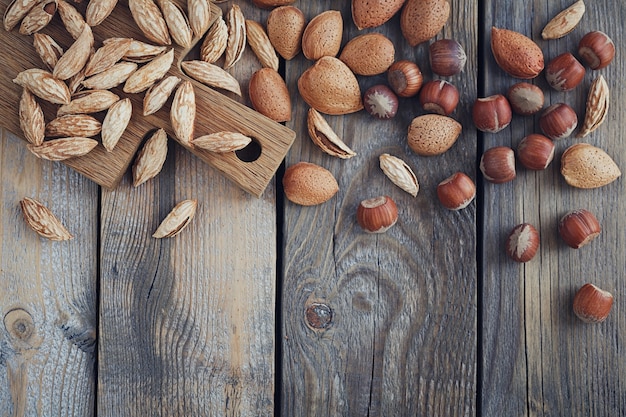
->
[1, 0, 624, 415]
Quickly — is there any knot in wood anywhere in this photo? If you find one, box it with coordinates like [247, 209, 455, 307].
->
[305, 303, 333, 330]
[4, 308, 35, 344]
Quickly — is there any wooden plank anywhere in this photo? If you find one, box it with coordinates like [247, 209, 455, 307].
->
[97, 3, 277, 416]
[481, 1, 626, 415]
[0, 128, 98, 416]
[281, 1, 477, 415]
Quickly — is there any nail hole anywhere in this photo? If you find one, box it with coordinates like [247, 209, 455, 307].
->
[235, 138, 262, 162]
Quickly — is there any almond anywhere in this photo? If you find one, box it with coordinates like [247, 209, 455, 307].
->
[400, 0, 450, 47]
[301, 10, 342, 60]
[252, 0, 294, 8]
[249, 68, 291, 122]
[282, 162, 339, 206]
[351, 0, 406, 30]
[86, 0, 118, 26]
[20, 197, 73, 241]
[339, 33, 395, 76]
[266, 5, 305, 60]
[541, 0, 585, 40]
[561, 143, 621, 189]
[491, 27, 544, 79]
[297, 56, 363, 115]
[153, 199, 198, 238]
[407, 114, 462, 156]
[307, 108, 356, 159]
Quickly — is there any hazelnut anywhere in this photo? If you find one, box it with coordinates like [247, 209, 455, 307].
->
[387, 60, 423, 98]
[429, 39, 467, 77]
[480, 146, 516, 184]
[573, 283, 614, 323]
[516, 134, 555, 170]
[507, 82, 544, 115]
[505, 223, 540, 262]
[436, 172, 476, 210]
[472, 94, 512, 133]
[539, 103, 578, 140]
[418, 80, 460, 116]
[357, 195, 398, 233]
[363, 85, 398, 119]
[578, 31, 615, 70]
[558, 209, 601, 249]
[545, 52, 585, 91]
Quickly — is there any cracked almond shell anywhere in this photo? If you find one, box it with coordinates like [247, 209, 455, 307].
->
[561, 143, 621, 188]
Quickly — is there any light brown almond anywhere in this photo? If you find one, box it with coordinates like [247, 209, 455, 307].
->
[561, 143, 621, 188]
[246, 19, 279, 71]
[252, 0, 295, 7]
[143, 75, 181, 116]
[282, 162, 339, 206]
[339, 32, 395, 76]
[20, 197, 73, 241]
[19, 89, 45, 146]
[123, 48, 174, 93]
[297, 56, 363, 115]
[13, 68, 71, 105]
[578, 75, 609, 138]
[153, 199, 198, 238]
[192, 131, 252, 153]
[491, 27, 544, 79]
[379, 153, 419, 197]
[200, 16, 228, 63]
[102, 98, 132, 152]
[224, 4, 246, 69]
[407, 114, 462, 156]
[27, 137, 98, 161]
[249, 68, 291, 122]
[306, 108, 355, 159]
[352, 0, 405, 30]
[170, 80, 195, 146]
[301, 10, 342, 60]
[133, 128, 168, 186]
[57, 0, 86, 39]
[33, 33, 63, 71]
[187, 0, 211, 38]
[181, 60, 241, 96]
[128, 0, 171, 45]
[57, 89, 120, 116]
[86, 0, 118, 26]
[266, 5, 305, 61]
[542, 0, 585, 40]
[67, 66, 87, 94]
[53, 24, 94, 80]
[82, 61, 138, 90]
[159, 0, 193, 48]
[401, 0, 450, 46]
[4, 0, 41, 31]
[84, 37, 131, 77]
[116, 39, 167, 63]
[45, 114, 102, 137]
[19, 0, 57, 35]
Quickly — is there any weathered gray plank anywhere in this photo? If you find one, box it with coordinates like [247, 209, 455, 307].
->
[281, 1, 477, 415]
[96, 2, 278, 415]
[481, 1, 626, 415]
[0, 129, 98, 416]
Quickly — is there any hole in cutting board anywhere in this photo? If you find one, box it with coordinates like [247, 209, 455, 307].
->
[235, 138, 262, 162]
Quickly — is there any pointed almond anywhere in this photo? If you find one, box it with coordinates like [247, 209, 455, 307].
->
[19, 0, 57, 35]
[102, 98, 132, 152]
[84, 37, 131, 77]
[19, 89, 45, 146]
[132, 128, 168, 186]
[542, 0, 585, 40]
[143, 75, 181, 116]
[115, 39, 167, 63]
[53, 23, 94, 80]
[192, 131, 252, 153]
[82, 61, 137, 90]
[20, 197, 73, 241]
[85, 0, 118, 26]
[57, 0, 86, 39]
[379, 153, 419, 197]
[4, 0, 41, 31]
[13, 68, 71, 105]
[57, 89, 120, 116]
[578, 75, 609, 138]
[224, 4, 246, 69]
[159, 0, 193, 48]
[306, 108, 355, 159]
[246, 19, 279, 71]
[266, 5, 305, 61]
[181, 60, 241, 96]
[187, 0, 212, 38]
[128, 0, 171, 45]
[170, 81, 195, 146]
[33, 33, 63, 71]
[27, 137, 98, 161]
[123, 48, 174, 93]
[561, 143, 621, 188]
[153, 199, 198, 238]
[45, 114, 102, 137]
[200, 16, 227, 63]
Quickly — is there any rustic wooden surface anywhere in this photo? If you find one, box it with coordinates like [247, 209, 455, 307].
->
[1, 0, 625, 416]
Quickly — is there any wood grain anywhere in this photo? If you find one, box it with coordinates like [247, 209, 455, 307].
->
[0, 0, 295, 196]
[481, 1, 626, 415]
[0, 129, 98, 417]
[97, 3, 277, 416]
[281, 0, 477, 415]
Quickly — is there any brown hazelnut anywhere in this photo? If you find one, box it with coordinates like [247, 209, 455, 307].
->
[429, 39, 467, 77]
[573, 283, 614, 323]
[578, 31, 615, 70]
[480, 146, 516, 184]
[507, 82, 544, 115]
[545, 52, 585, 91]
[516, 134, 555, 170]
[418, 80, 460, 116]
[363, 85, 398, 119]
[472, 94, 512, 133]
[505, 223, 540, 262]
[357, 195, 398, 233]
[436, 172, 476, 210]
[539, 103, 578, 140]
[387, 60, 423, 98]
[558, 209, 601, 249]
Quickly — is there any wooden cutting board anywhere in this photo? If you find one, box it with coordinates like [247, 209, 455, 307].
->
[0, 0, 296, 197]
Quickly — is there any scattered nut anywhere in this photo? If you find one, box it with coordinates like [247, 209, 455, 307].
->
[363, 85, 398, 120]
[387, 60, 423, 98]
[545, 52, 585, 91]
[517, 134, 555, 170]
[541, 0, 585, 40]
[491, 26, 544, 79]
[472, 94, 512, 133]
[357, 195, 398, 233]
[407, 114, 462, 156]
[578, 30, 615, 70]
[419, 80, 459, 116]
[506, 82, 544, 116]
[429, 38, 467, 76]
[436, 172, 476, 210]
[480, 146, 516, 184]
[573, 283, 613, 323]
[558, 209, 601, 249]
[539, 103, 578, 140]
[505, 223, 540, 262]
[560, 143, 621, 189]
[283, 162, 339, 206]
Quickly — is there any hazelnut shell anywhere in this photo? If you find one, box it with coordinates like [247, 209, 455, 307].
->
[357, 195, 398, 233]
[505, 223, 540, 262]
[558, 209, 601, 249]
[573, 283, 614, 323]
[352, 0, 406, 30]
